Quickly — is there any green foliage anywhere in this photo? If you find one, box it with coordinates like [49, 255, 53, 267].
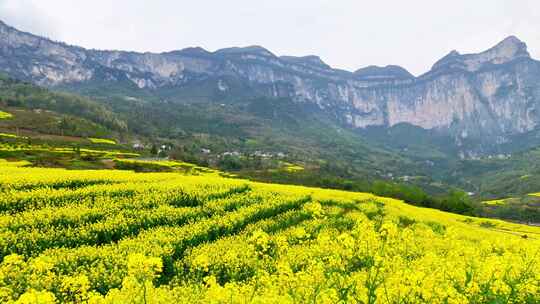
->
[0, 75, 127, 133]
[0, 140, 138, 169]
[478, 195, 540, 223]
[479, 221, 497, 228]
[371, 181, 474, 215]
[150, 144, 158, 156]
[218, 155, 244, 171]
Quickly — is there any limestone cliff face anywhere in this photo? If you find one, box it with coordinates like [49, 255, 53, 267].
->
[1, 20, 540, 147]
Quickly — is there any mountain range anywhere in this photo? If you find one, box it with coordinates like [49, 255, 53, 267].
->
[2, 20, 540, 158]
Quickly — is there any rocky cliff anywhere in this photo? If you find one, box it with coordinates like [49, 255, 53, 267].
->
[1, 20, 540, 151]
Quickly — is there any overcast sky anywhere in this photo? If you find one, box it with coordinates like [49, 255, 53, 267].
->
[0, 0, 538, 75]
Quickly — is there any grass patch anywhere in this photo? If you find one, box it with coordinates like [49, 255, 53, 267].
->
[113, 158, 221, 175]
[397, 215, 416, 228]
[88, 138, 116, 145]
[0, 133, 20, 139]
[482, 199, 507, 206]
[282, 162, 304, 173]
[479, 221, 497, 228]
[0, 110, 13, 119]
[426, 221, 446, 235]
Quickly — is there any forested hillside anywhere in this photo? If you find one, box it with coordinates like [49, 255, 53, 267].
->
[0, 74, 126, 137]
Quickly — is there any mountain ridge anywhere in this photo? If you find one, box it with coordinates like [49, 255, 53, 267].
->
[1, 19, 540, 156]
[2, 19, 531, 81]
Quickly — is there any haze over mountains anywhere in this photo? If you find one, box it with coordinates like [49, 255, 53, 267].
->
[1, 20, 540, 156]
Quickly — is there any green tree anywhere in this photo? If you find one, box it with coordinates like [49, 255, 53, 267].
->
[150, 144, 158, 156]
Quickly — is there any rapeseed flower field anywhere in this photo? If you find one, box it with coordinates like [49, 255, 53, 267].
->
[0, 161, 538, 303]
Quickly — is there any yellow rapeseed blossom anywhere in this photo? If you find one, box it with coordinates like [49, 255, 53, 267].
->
[0, 162, 537, 303]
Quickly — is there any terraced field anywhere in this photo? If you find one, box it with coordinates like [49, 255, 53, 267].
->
[0, 161, 539, 303]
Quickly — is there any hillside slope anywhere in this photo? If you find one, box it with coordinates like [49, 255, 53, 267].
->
[0, 74, 126, 137]
[0, 72, 445, 200]
[0, 161, 538, 303]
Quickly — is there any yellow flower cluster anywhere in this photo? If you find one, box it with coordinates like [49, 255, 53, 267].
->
[0, 110, 13, 119]
[0, 163, 538, 303]
[87, 138, 116, 145]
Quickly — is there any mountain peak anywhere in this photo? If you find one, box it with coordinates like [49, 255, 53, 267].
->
[488, 35, 529, 58]
[431, 35, 530, 73]
[169, 47, 211, 57]
[354, 65, 414, 81]
[280, 55, 330, 68]
[214, 45, 275, 57]
[497, 35, 524, 47]
[0, 19, 11, 29]
[0, 19, 15, 33]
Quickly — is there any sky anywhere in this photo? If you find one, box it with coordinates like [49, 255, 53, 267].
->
[0, 0, 538, 75]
